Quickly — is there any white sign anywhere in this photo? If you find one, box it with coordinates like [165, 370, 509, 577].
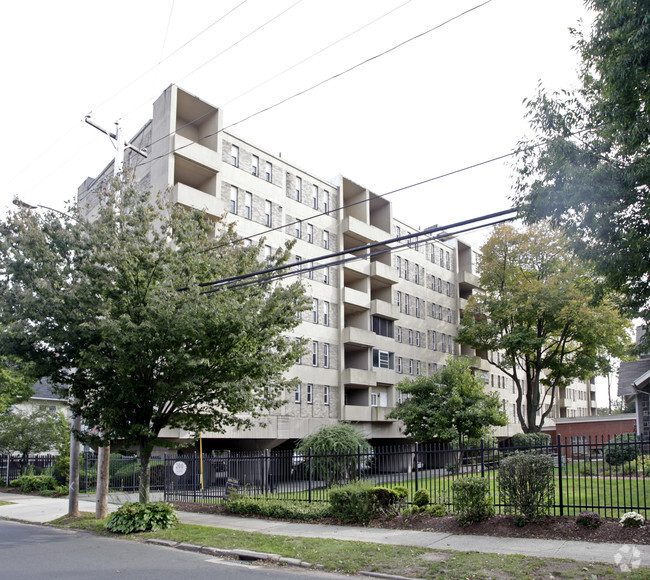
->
[172, 461, 187, 476]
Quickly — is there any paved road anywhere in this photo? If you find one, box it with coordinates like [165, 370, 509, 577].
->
[0, 520, 349, 580]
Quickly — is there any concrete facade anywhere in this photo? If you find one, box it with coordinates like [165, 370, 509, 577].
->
[77, 84, 596, 451]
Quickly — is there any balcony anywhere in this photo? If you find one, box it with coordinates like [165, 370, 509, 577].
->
[344, 405, 371, 422]
[173, 134, 220, 172]
[343, 368, 376, 387]
[370, 299, 400, 320]
[342, 216, 384, 245]
[458, 270, 481, 292]
[343, 326, 375, 348]
[370, 261, 398, 285]
[371, 406, 395, 422]
[171, 183, 220, 215]
[343, 287, 369, 312]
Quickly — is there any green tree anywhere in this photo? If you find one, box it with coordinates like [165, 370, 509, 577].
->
[296, 423, 372, 486]
[0, 354, 35, 413]
[0, 176, 309, 502]
[0, 408, 59, 464]
[457, 223, 630, 433]
[513, 0, 650, 344]
[388, 357, 507, 446]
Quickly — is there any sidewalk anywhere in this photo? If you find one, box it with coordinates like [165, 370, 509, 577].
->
[1, 491, 648, 569]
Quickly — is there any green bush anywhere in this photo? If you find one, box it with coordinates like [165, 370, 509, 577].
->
[425, 504, 447, 517]
[329, 482, 402, 524]
[225, 497, 332, 520]
[604, 433, 639, 466]
[498, 453, 555, 522]
[393, 486, 408, 500]
[412, 488, 430, 508]
[38, 486, 68, 497]
[10, 475, 58, 493]
[451, 477, 494, 525]
[105, 502, 178, 534]
[510, 433, 551, 448]
[576, 511, 602, 529]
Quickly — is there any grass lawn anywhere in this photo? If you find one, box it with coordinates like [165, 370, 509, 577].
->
[52, 512, 648, 578]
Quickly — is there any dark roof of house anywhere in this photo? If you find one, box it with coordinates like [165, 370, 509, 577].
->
[618, 359, 650, 396]
[31, 378, 65, 401]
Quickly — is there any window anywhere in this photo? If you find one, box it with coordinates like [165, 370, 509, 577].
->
[312, 298, 318, 323]
[396, 256, 401, 275]
[441, 334, 446, 353]
[312, 341, 318, 366]
[295, 220, 301, 238]
[230, 186, 237, 214]
[415, 331, 420, 347]
[307, 261, 314, 279]
[398, 389, 403, 404]
[430, 244, 436, 263]
[245, 191, 252, 219]
[408, 329, 413, 345]
[396, 291, 402, 311]
[312, 184, 318, 209]
[295, 255, 302, 273]
[432, 331, 437, 351]
[431, 303, 436, 317]
[446, 251, 450, 269]
[414, 265, 419, 284]
[416, 361, 421, 375]
[439, 248, 444, 264]
[296, 176, 302, 201]
[438, 305, 443, 320]
[371, 393, 378, 407]
[397, 357, 403, 373]
[307, 384, 313, 404]
[324, 385, 330, 405]
[265, 200, 272, 227]
[324, 266, 329, 285]
[323, 343, 329, 368]
[265, 161, 272, 182]
[323, 230, 329, 249]
[324, 190, 329, 213]
[431, 276, 436, 290]
[307, 223, 313, 243]
[447, 308, 452, 323]
[252, 154, 259, 176]
[396, 226, 401, 238]
[404, 294, 410, 315]
[372, 349, 395, 369]
[323, 302, 329, 326]
[397, 326, 402, 343]
[409, 359, 414, 375]
[438, 278, 442, 293]
[415, 297, 420, 318]
[264, 245, 272, 264]
[446, 281, 451, 296]
[231, 144, 239, 166]
[295, 338, 301, 364]
[372, 315, 393, 337]
[295, 384, 301, 403]
[404, 259, 409, 280]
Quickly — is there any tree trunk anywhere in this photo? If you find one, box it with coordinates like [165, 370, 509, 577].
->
[95, 444, 110, 519]
[67, 415, 81, 517]
[139, 446, 152, 504]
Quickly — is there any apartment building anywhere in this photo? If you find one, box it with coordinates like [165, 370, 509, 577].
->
[78, 85, 593, 451]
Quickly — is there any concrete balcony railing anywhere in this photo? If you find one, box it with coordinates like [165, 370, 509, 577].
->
[343, 326, 375, 348]
[458, 270, 481, 291]
[370, 299, 400, 320]
[342, 216, 386, 245]
[370, 261, 398, 285]
[371, 406, 396, 422]
[343, 368, 376, 387]
[344, 405, 371, 422]
[171, 183, 220, 216]
[173, 134, 220, 172]
[343, 287, 370, 312]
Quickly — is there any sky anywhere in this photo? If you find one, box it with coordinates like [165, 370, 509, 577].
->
[2, 0, 614, 403]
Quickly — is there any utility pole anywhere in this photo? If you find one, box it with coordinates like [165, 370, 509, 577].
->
[68, 415, 82, 517]
[85, 117, 148, 514]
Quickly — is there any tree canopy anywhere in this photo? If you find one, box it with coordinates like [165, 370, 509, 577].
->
[389, 357, 507, 444]
[0, 354, 34, 414]
[0, 176, 309, 501]
[0, 408, 64, 463]
[456, 223, 630, 433]
[513, 0, 650, 344]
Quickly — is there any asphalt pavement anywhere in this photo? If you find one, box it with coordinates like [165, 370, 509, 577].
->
[1, 491, 649, 570]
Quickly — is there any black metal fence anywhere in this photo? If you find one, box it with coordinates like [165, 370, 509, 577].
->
[163, 435, 650, 518]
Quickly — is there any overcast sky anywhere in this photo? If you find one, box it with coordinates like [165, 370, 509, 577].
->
[2, 2, 615, 403]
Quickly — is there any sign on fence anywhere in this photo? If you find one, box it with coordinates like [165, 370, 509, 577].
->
[224, 477, 239, 501]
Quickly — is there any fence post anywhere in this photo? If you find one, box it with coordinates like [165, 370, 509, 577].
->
[480, 439, 485, 478]
[5, 454, 9, 486]
[414, 442, 419, 492]
[556, 435, 564, 517]
[308, 447, 313, 503]
[357, 445, 362, 480]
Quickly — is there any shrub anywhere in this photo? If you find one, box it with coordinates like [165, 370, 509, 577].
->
[329, 482, 402, 524]
[498, 452, 555, 522]
[393, 486, 408, 500]
[510, 432, 551, 448]
[451, 477, 494, 525]
[10, 475, 57, 493]
[446, 463, 457, 474]
[576, 511, 602, 529]
[604, 433, 639, 466]
[38, 486, 68, 497]
[425, 504, 447, 517]
[225, 497, 332, 520]
[105, 502, 178, 534]
[413, 488, 430, 508]
[620, 511, 644, 528]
